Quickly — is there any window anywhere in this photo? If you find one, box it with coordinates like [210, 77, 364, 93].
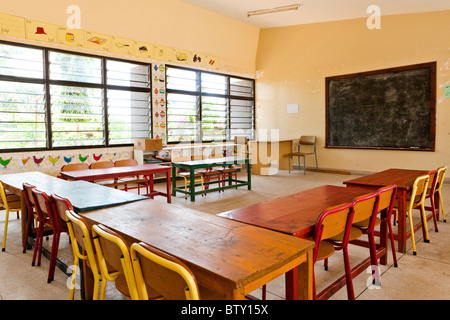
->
[166, 66, 254, 143]
[0, 41, 151, 151]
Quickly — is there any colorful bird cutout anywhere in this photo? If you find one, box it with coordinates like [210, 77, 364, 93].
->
[0, 157, 12, 168]
[107, 153, 116, 161]
[49, 156, 60, 166]
[33, 156, 44, 165]
[64, 156, 73, 164]
[21, 157, 30, 165]
[93, 154, 102, 162]
[79, 154, 88, 163]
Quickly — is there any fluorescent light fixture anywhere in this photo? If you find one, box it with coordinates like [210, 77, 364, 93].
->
[247, 4, 302, 17]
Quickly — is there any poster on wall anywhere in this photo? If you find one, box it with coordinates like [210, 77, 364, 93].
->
[189, 52, 206, 68]
[0, 13, 25, 38]
[152, 63, 167, 145]
[133, 40, 153, 59]
[153, 45, 173, 62]
[111, 36, 134, 56]
[174, 49, 190, 65]
[25, 19, 57, 43]
[85, 31, 111, 52]
[57, 26, 85, 47]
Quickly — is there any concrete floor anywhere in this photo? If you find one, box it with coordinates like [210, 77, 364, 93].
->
[0, 169, 449, 300]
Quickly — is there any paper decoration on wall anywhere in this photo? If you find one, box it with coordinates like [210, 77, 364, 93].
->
[57, 26, 85, 47]
[64, 156, 73, 164]
[33, 155, 45, 168]
[0, 157, 11, 170]
[86, 31, 111, 52]
[174, 50, 190, 64]
[190, 53, 206, 68]
[133, 41, 153, 59]
[20, 157, 30, 171]
[79, 154, 89, 162]
[48, 155, 60, 167]
[93, 154, 102, 161]
[153, 45, 173, 62]
[25, 19, 57, 43]
[0, 13, 25, 38]
[205, 55, 220, 70]
[111, 36, 134, 55]
[107, 153, 116, 161]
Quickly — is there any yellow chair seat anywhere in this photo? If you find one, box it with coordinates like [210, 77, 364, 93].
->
[327, 227, 363, 242]
[353, 217, 381, 228]
[307, 238, 335, 261]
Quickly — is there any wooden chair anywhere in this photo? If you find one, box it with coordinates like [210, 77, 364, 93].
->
[131, 242, 200, 300]
[424, 170, 439, 233]
[0, 182, 21, 252]
[434, 166, 447, 222]
[312, 202, 356, 300]
[114, 159, 149, 195]
[394, 174, 430, 255]
[31, 188, 67, 283]
[92, 224, 162, 300]
[173, 156, 204, 199]
[288, 135, 318, 174]
[22, 183, 38, 254]
[60, 163, 89, 180]
[31, 188, 55, 274]
[212, 153, 238, 190]
[65, 210, 104, 300]
[194, 155, 221, 193]
[353, 185, 398, 267]
[89, 161, 121, 188]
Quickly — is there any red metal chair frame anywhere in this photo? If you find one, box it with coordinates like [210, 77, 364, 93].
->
[22, 183, 37, 254]
[425, 170, 439, 232]
[313, 202, 355, 300]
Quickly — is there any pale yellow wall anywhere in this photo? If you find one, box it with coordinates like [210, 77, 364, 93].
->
[255, 10, 450, 173]
[0, 0, 260, 75]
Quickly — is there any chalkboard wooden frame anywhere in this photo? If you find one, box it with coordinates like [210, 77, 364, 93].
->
[325, 62, 436, 151]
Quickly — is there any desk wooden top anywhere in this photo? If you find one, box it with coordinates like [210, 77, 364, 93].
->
[0, 171, 147, 212]
[82, 199, 314, 299]
[343, 168, 429, 190]
[59, 164, 171, 181]
[218, 185, 374, 238]
[172, 156, 249, 167]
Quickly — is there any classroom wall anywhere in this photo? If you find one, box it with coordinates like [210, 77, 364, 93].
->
[0, 0, 260, 75]
[255, 10, 450, 173]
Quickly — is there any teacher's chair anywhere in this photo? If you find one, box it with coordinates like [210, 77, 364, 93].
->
[288, 136, 318, 174]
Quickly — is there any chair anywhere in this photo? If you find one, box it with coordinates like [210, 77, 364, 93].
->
[194, 155, 221, 193]
[0, 182, 21, 252]
[424, 170, 439, 233]
[173, 156, 204, 199]
[288, 136, 318, 174]
[394, 174, 430, 255]
[312, 202, 356, 300]
[434, 166, 447, 222]
[31, 188, 65, 283]
[60, 163, 89, 180]
[22, 183, 38, 254]
[65, 210, 104, 300]
[114, 159, 149, 195]
[91, 224, 162, 300]
[89, 161, 121, 188]
[212, 153, 238, 190]
[130, 242, 200, 300]
[353, 185, 398, 267]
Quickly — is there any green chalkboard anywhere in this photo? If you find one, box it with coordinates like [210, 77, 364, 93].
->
[325, 62, 436, 151]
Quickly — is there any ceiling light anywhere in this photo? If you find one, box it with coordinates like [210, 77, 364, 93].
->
[247, 4, 302, 17]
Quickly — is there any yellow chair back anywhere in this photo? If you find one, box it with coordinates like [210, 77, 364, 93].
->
[131, 242, 200, 300]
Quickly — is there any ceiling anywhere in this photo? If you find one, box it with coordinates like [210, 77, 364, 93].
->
[181, 0, 450, 28]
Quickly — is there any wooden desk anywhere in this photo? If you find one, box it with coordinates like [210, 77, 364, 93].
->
[249, 140, 293, 175]
[82, 199, 314, 300]
[0, 172, 147, 246]
[59, 164, 172, 203]
[218, 185, 385, 300]
[171, 157, 251, 202]
[343, 168, 431, 253]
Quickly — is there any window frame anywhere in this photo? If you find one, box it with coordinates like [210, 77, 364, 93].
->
[165, 65, 255, 144]
[0, 40, 152, 153]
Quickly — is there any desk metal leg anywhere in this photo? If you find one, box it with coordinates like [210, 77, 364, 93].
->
[190, 168, 196, 202]
[247, 163, 252, 190]
[171, 166, 176, 197]
[166, 170, 171, 203]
